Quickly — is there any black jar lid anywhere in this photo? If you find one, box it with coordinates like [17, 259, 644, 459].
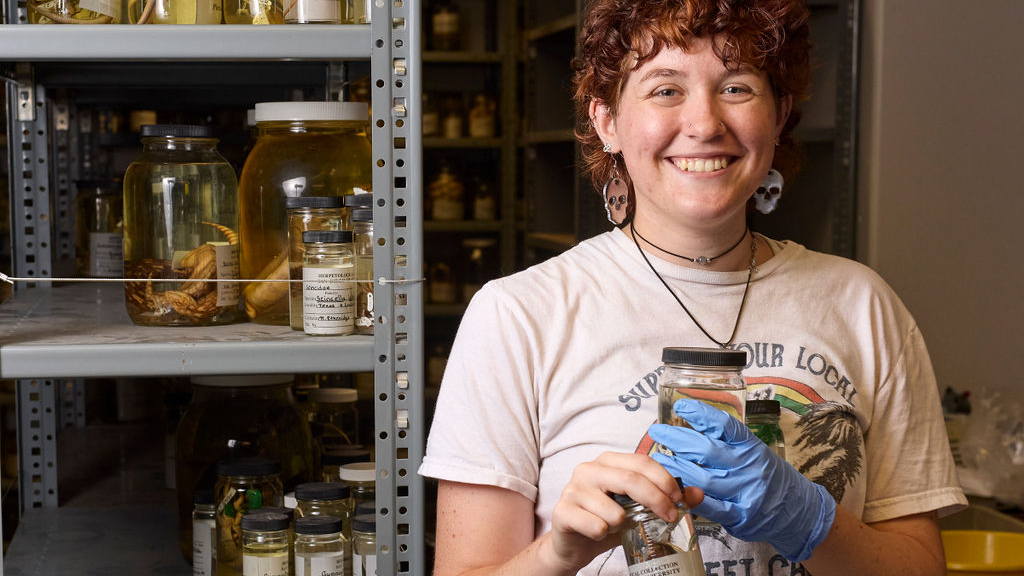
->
[352, 513, 376, 533]
[354, 502, 375, 516]
[351, 208, 374, 223]
[746, 399, 781, 416]
[295, 482, 351, 502]
[241, 511, 291, 532]
[215, 456, 281, 477]
[285, 196, 345, 209]
[344, 194, 375, 208]
[259, 506, 296, 523]
[295, 515, 344, 535]
[140, 124, 212, 138]
[611, 478, 685, 508]
[302, 230, 353, 244]
[193, 487, 215, 505]
[661, 347, 747, 368]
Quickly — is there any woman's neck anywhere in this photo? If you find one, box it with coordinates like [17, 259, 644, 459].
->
[621, 220, 766, 272]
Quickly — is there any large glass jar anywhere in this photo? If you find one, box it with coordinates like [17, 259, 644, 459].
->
[223, 0, 282, 23]
[122, 124, 242, 326]
[215, 457, 286, 576]
[239, 101, 371, 325]
[28, 0, 120, 23]
[175, 374, 313, 563]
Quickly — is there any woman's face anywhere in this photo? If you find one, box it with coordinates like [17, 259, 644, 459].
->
[594, 37, 791, 234]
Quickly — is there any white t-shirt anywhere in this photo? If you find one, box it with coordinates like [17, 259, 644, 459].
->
[419, 230, 966, 575]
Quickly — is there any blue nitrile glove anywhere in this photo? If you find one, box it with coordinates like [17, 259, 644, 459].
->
[648, 399, 836, 562]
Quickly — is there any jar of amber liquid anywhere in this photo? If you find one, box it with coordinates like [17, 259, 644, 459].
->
[176, 375, 313, 564]
[28, 0, 120, 23]
[286, 196, 345, 330]
[215, 457, 285, 576]
[241, 512, 291, 576]
[239, 101, 371, 325]
[223, 0, 283, 23]
[122, 124, 242, 326]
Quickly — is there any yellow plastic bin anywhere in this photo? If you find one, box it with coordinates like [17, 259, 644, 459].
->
[943, 530, 1024, 575]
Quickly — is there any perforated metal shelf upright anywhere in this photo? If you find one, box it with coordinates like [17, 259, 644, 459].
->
[0, 4, 424, 575]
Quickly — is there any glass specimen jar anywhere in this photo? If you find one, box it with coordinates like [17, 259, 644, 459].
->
[613, 479, 704, 576]
[239, 101, 371, 325]
[215, 457, 286, 576]
[351, 208, 374, 335]
[285, 196, 345, 330]
[301, 230, 355, 336]
[283, 0, 342, 24]
[122, 124, 242, 327]
[28, 0, 120, 23]
[175, 374, 313, 563]
[308, 386, 360, 447]
[658, 347, 747, 428]
[351, 514, 377, 576]
[193, 488, 217, 576]
[74, 179, 123, 278]
[746, 399, 786, 459]
[241, 512, 291, 576]
[338, 462, 375, 516]
[222, 0, 282, 23]
[294, 515, 345, 576]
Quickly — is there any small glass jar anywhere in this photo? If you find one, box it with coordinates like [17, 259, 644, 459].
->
[471, 179, 497, 221]
[441, 97, 463, 139]
[122, 124, 242, 327]
[613, 479, 704, 575]
[295, 484, 351, 576]
[223, 0, 282, 23]
[193, 488, 217, 576]
[658, 347, 747, 428]
[240, 101, 370, 325]
[351, 514, 377, 576]
[241, 512, 291, 576]
[294, 516, 346, 576]
[176, 375, 312, 563]
[258, 507, 297, 575]
[351, 208, 374, 335]
[286, 196, 346, 331]
[338, 462, 375, 516]
[215, 457, 286, 576]
[746, 399, 786, 459]
[302, 230, 355, 336]
[428, 162, 464, 220]
[74, 179, 123, 278]
[308, 387, 360, 446]
[467, 94, 496, 138]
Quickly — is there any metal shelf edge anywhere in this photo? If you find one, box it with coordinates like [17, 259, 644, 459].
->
[0, 24, 371, 61]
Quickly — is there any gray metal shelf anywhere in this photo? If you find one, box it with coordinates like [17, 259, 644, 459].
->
[0, 283, 375, 379]
[0, 25, 371, 61]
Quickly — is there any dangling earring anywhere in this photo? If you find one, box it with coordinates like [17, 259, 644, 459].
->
[602, 156, 629, 226]
[753, 168, 783, 215]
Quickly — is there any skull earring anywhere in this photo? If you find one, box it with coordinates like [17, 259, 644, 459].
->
[753, 168, 784, 215]
[602, 156, 629, 226]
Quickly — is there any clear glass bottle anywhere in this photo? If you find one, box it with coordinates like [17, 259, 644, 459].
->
[294, 484, 351, 576]
[613, 479, 704, 576]
[302, 230, 355, 336]
[176, 375, 312, 563]
[215, 457, 287, 576]
[294, 516, 346, 576]
[240, 101, 370, 325]
[74, 179, 123, 278]
[122, 124, 242, 327]
[351, 514, 377, 576]
[428, 162, 464, 220]
[467, 94, 496, 138]
[241, 512, 291, 576]
[441, 96, 464, 139]
[746, 399, 786, 459]
[283, 0, 341, 24]
[658, 347, 747, 429]
[222, 0, 282, 23]
[258, 507, 297, 576]
[338, 462, 375, 517]
[286, 196, 345, 331]
[193, 488, 217, 576]
[351, 208, 374, 335]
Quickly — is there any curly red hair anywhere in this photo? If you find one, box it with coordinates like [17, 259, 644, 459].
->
[572, 0, 811, 222]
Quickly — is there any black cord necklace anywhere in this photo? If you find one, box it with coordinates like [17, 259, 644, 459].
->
[630, 226, 757, 348]
[632, 226, 748, 265]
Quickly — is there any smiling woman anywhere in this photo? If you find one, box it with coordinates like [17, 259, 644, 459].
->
[419, 1, 966, 575]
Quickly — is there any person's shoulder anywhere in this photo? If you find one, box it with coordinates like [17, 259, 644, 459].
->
[772, 239, 905, 304]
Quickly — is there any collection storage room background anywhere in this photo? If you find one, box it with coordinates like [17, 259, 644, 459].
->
[0, 0, 877, 573]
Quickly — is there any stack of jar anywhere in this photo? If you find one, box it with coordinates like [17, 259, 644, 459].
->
[239, 100, 372, 336]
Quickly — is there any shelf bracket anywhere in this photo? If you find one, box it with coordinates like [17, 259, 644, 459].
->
[11, 64, 36, 122]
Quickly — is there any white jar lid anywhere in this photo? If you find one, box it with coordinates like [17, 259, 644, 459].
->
[339, 462, 376, 483]
[190, 374, 294, 387]
[255, 101, 369, 123]
[309, 387, 358, 403]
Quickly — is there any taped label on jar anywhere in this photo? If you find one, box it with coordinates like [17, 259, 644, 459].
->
[296, 552, 345, 576]
[303, 264, 355, 335]
[214, 243, 240, 307]
[242, 553, 289, 576]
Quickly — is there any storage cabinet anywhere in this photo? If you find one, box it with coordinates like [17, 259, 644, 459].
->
[0, 9, 424, 576]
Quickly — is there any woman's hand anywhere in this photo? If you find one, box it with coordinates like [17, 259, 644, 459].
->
[546, 451, 704, 574]
[649, 399, 836, 562]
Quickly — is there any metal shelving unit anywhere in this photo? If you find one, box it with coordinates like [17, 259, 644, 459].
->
[0, 3, 424, 575]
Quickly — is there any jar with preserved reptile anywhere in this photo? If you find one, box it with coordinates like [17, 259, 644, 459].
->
[239, 101, 371, 325]
[28, 0, 120, 23]
[122, 124, 243, 326]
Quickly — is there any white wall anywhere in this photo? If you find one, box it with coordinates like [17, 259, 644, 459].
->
[859, 1, 1024, 395]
